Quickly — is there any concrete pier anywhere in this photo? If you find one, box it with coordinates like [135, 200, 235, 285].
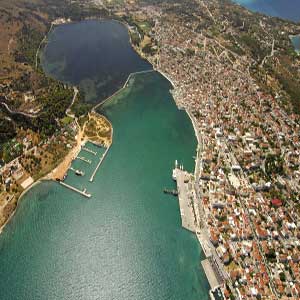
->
[77, 156, 91, 164]
[59, 181, 91, 198]
[82, 146, 97, 155]
[173, 168, 196, 232]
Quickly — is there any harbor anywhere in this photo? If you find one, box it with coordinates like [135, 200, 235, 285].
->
[172, 160, 226, 300]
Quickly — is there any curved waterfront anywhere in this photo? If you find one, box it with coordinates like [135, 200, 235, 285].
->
[0, 20, 209, 300]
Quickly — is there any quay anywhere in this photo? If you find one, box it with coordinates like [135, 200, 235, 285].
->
[76, 156, 91, 164]
[59, 181, 91, 198]
[89, 146, 111, 182]
[173, 167, 196, 232]
[82, 146, 97, 155]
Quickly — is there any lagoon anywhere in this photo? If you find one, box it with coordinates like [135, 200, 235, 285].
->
[41, 20, 152, 103]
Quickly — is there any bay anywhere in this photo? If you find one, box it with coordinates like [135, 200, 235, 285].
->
[0, 20, 210, 300]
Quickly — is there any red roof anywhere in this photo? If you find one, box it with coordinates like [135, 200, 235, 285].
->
[271, 199, 282, 207]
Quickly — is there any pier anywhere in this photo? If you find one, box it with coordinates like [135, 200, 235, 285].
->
[89, 146, 110, 182]
[173, 167, 196, 232]
[76, 156, 91, 164]
[59, 181, 91, 198]
[82, 146, 97, 155]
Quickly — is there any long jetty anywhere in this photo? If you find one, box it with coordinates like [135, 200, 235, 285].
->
[59, 181, 91, 198]
[89, 146, 111, 182]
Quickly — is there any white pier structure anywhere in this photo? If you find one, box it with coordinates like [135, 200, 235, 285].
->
[59, 181, 91, 198]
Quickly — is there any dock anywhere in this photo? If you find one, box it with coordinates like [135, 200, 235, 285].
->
[82, 146, 97, 155]
[173, 168, 196, 232]
[59, 181, 91, 198]
[89, 146, 110, 182]
[76, 156, 91, 164]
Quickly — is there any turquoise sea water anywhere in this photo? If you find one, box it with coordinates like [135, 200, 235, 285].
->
[233, 0, 300, 22]
[0, 21, 209, 300]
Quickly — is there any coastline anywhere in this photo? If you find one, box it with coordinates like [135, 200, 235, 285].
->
[0, 179, 47, 234]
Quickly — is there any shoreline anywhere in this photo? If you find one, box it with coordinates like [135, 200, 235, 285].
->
[0, 179, 48, 234]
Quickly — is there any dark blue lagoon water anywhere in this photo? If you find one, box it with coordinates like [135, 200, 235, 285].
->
[41, 20, 152, 103]
[233, 0, 300, 22]
[0, 20, 210, 300]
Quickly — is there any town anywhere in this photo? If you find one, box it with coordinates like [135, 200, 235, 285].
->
[99, 0, 300, 298]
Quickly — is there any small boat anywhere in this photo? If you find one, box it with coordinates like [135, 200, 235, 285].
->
[75, 170, 84, 176]
[163, 188, 178, 196]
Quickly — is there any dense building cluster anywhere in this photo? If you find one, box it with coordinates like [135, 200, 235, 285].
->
[116, 1, 300, 298]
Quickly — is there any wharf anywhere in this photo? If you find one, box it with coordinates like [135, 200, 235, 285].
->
[59, 181, 91, 198]
[173, 168, 196, 232]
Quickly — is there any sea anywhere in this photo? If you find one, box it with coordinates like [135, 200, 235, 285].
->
[233, 0, 300, 22]
[0, 20, 210, 300]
